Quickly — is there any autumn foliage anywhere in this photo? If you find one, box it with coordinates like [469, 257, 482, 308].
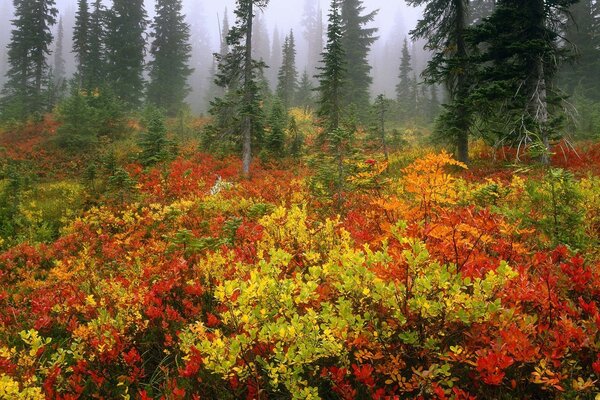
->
[1, 128, 600, 399]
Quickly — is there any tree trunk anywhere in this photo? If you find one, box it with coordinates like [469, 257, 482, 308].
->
[454, 0, 469, 164]
[241, 0, 254, 177]
[533, 57, 550, 165]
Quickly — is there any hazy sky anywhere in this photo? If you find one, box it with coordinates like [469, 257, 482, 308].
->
[28, 0, 422, 50]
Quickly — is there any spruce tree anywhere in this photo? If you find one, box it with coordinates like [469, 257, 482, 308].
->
[302, 0, 324, 78]
[562, 0, 600, 100]
[276, 30, 299, 109]
[469, 0, 579, 164]
[86, 0, 106, 90]
[407, 0, 472, 163]
[339, 0, 378, 114]
[396, 37, 412, 119]
[105, 0, 148, 108]
[53, 16, 66, 88]
[147, 0, 193, 116]
[209, 0, 270, 176]
[138, 107, 172, 166]
[316, 0, 346, 132]
[266, 98, 286, 157]
[296, 69, 314, 110]
[1, 0, 58, 120]
[73, 0, 89, 86]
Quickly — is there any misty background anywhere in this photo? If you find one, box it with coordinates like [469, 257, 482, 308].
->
[0, 0, 427, 114]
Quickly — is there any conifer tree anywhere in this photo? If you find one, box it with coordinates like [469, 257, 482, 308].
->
[86, 0, 106, 90]
[138, 107, 172, 166]
[396, 37, 412, 119]
[339, 0, 378, 114]
[268, 26, 282, 87]
[469, 0, 579, 164]
[105, 0, 148, 108]
[73, 0, 89, 86]
[296, 69, 314, 110]
[209, 0, 270, 176]
[316, 0, 346, 132]
[562, 0, 600, 100]
[1, 0, 58, 119]
[407, 0, 472, 163]
[302, 0, 324, 78]
[276, 30, 299, 109]
[266, 98, 286, 157]
[147, 0, 193, 116]
[53, 16, 66, 87]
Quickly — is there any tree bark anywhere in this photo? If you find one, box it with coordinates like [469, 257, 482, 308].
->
[242, 0, 254, 177]
[454, 0, 470, 164]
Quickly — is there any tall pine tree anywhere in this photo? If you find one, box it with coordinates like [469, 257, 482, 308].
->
[209, 0, 270, 176]
[147, 0, 193, 115]
[396, 37, 412, 119]
[562, 0, 600, 100]
[1, 0, 58, 119]
[72, 0, 89, 87]
[339, 0, 378, 114]
[316, 0, 346, 132]
[469, 0, 579, 164]
[276, 30, 299, 109]
[407, 0, 472, 163]
[105, 0, 148, 108]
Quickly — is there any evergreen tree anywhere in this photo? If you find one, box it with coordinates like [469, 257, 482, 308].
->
[407, 0, 472, 163]
[147, 0, 193, 116]
[339, 0, 378, 114]
[105, 0, 148, 108]
[138, 107, 172, 166]
[268, 26, 282, 88]
[53, 16, 66, 87]
[276, 30, 299, 109]
[395, 37, 412, 119]
[316, 0, 346, 132]
[266, 98, 286, 157]
[562, 0, 600, 100]
[252, 12, 270, 64]
[296, 69, 314, 110]
[302, 0, 324, 78]
[86, 0, 106, 90]
[209, 0, 270, 176]
[73, 0, 89, 86]
[1, 0, 58, 120]
[469, 0, 579, 164]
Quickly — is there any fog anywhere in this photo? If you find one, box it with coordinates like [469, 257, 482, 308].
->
[0, 0, 425, 113]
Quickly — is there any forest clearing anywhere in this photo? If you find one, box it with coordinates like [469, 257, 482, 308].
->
[1, 0, 600, 398]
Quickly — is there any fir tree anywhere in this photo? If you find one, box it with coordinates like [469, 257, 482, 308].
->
[276, 30, 299, 109]
[396, 37, 412, 119]
[266, 98, 286, 157]
[296, 69, 314, 110]
[1, 0, 58, 120]
[407, 0, 472, 163]
[147, 0, 193, 116]
[86, 0, 106, 90]
[562, 0, 600, 100]
[73, 0, 89, 86]
[53, 16, 66, 87]
[302, 0, 324, 78]
[268, 26, 282, 88]
[138, 107, 172, 166]
[105, 0, 148, 108]
[209, 0, 270, 176]
[339, 0, 378, 114]
[469, 0, 579, 164]
[316, 0, 346, 132]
